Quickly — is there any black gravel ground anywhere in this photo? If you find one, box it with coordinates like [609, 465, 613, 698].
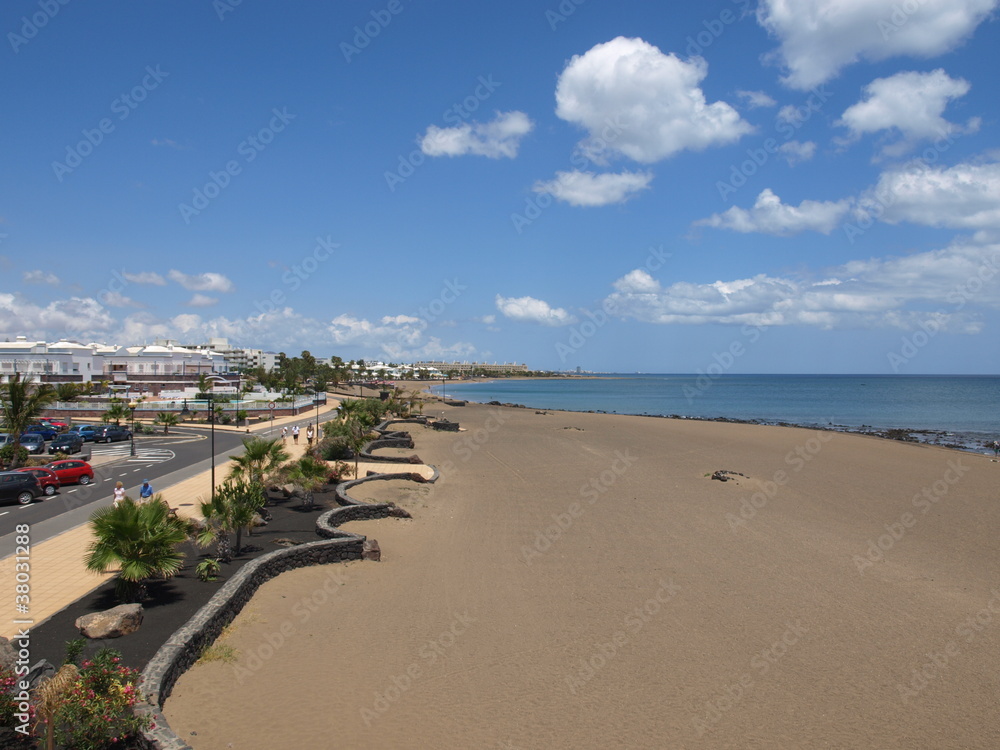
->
[27, 488, 337, 672]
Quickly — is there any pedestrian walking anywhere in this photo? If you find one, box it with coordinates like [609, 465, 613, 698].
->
[139, 479, 154, 503]
[113, 481, 126, 507]
[993, 439, 999, 457]
[306, 425, 314, 447]
[292, 425, 300, 444]
[281, 426, 288, 443]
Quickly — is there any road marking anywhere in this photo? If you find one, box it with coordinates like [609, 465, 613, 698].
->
[0, 512, 7, 518]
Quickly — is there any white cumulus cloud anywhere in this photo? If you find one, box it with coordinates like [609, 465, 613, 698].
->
[168, 270, 235, 293]
[555, 36, 752, 163]
[23, 270, 60, 286]
[757, 0, 998, 89]
[420, 111, 533, 159]
[860, 159, 1000, 230]
[603, 239, 1000, 331]
[737, 90, 778, 109]
[837, 69, 978, 157]
[122, 271, 167, 286]
[778, 140, 817, 165]
[696, 188, 852, 235]
[533, 170, 652, 207]
[495, 295, 576, 326]
[187, 293, 218, 307]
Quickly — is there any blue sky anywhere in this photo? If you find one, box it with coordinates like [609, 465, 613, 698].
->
[2, 0, 999, 374]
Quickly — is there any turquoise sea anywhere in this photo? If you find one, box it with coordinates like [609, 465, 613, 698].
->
[431, 374, 1000, 450]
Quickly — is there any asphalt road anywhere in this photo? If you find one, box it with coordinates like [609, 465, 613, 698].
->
[0, 410, 334, 556]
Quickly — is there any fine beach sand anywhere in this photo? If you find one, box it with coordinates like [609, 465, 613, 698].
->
[164, 402, 1000, 749]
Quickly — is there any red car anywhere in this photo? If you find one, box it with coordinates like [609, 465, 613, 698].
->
[45, 459, 94, 486]
[14, 467, 61, 496]
[40, 418, 69, 429]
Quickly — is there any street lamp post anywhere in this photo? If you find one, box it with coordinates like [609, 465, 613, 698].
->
[128, 399, 137, 457]
[205, 374, 228, 504]
[208, 391, 215, 503]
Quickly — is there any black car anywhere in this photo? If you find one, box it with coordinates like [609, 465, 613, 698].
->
[49, 433, 83, 455]
[93, 425, 132, 443]
[0, 471, 43, 505]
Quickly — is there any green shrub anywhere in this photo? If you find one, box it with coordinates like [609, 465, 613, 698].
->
[318, 437, 352, 460]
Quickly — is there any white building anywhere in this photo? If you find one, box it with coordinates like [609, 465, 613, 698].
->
[0, 337, 102, 383]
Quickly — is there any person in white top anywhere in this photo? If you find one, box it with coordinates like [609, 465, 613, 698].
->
[113, 481, 126, 506]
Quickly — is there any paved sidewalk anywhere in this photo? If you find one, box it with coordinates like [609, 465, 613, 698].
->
[0, 400, 418, 640]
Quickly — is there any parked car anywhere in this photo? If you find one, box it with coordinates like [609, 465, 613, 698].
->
[93, 425, 132, 443]
[14, 467, 60, 496]
[24, 424, 58, 440]
[45, 459, 94, 485]
[0, 433, 13, 446]
[39, 418, 69, 430]
[19, 434, 47, 454]
[0, 471, 43, 505]
[48, 433, 83, 455]
[67, 424, 98, 442]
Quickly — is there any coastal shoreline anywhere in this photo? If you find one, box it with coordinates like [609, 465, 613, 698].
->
[420, 377, 998, 454]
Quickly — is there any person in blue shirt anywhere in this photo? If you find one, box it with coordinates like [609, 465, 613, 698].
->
[139, 480, 154, 502]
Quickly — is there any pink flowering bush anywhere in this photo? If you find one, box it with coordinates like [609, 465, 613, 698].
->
[0, 664, 35, 729]
[52, 648, 150, 749]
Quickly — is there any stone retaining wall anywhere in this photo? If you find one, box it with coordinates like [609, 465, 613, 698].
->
[137, 534, 365, 750]
[137, 464, 439, 749]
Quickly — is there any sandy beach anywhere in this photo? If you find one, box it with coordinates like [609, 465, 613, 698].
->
[164, 401, 1000, 749]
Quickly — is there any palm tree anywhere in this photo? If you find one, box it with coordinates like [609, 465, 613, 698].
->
[199, 476, 265, 559]
[102, 401, 129, 426]
[196, 372, 210, 394]
[228, 436, 289, 508]
[283, 455, 329, 508]
[153, 412, 180, 434]
[84, 497, 192, 602]
[0, 373, 57, 468]
[55, 382, 80, 402]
